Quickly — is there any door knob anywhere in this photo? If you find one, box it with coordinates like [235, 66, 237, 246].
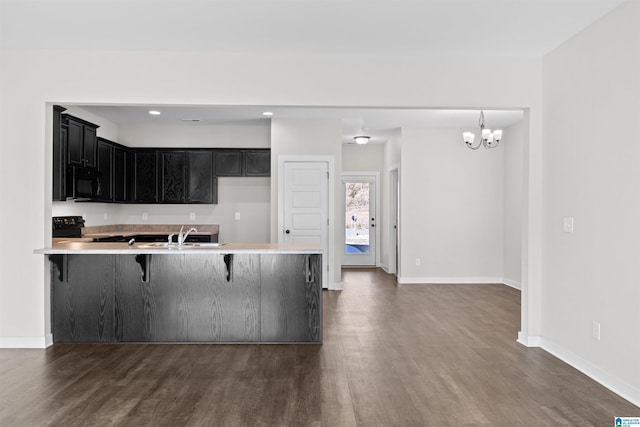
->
[285, 229, 290, 234]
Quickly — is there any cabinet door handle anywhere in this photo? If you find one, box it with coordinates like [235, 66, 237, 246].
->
[285, 229, 290, 234]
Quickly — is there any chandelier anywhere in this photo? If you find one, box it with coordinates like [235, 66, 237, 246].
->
[463, 111, 503, 150]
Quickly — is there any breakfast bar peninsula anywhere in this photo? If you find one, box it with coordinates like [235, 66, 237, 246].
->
[35, 241, 322, 344]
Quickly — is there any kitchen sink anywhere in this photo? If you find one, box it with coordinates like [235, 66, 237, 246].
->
[138, 242, 225, 249]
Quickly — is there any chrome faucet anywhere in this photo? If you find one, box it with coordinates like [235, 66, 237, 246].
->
[177, 226, 198, 246]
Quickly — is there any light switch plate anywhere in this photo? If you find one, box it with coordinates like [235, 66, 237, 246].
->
[563, 217, 574, 233]
[235, 212, 241, 220]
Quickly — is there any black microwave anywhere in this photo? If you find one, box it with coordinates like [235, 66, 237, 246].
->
[66, 166, 102, 200]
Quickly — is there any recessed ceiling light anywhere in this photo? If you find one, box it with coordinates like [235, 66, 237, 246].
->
[149, 110, 161, 115]
[262, 111, 274, 116]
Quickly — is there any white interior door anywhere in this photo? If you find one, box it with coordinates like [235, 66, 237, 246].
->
[282, 161, 329, 287]
[342, 175, 376, 266]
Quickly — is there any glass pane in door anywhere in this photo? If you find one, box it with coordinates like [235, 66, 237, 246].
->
[345, 182, 370, 254]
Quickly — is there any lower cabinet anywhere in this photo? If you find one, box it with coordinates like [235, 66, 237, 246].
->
[51, 253, 321, 343]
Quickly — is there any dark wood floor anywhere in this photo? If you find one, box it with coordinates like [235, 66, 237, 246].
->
[0, 268, 637, 426]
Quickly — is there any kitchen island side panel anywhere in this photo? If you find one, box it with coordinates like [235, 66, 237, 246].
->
[52, 255, 115, 342]
[260, 254, 322, 342]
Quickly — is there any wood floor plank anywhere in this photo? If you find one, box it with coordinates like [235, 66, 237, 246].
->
[0, 268, 638, 426]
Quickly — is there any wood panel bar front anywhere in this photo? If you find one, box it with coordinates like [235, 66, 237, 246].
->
[51, 252, 322, 343]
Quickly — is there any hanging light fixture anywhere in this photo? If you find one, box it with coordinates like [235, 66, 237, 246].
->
[463, 110, 503, 150]
[354, 135, 370, 145]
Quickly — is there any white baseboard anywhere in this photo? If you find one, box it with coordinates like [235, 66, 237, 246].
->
[540, 338, 640, 408]
[379, 264, 390, 274]
[0, 335, 52, 349]
[397, 276, 505, 285]
[502, 278, 521, 290]
[517, 332, 541, 347]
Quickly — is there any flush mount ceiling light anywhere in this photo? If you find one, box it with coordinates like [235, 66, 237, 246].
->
[149, 110, 161, 115]
[262, 111, 274, 116]
[463, 110, 503, 150]
[354, 135, 370, 145]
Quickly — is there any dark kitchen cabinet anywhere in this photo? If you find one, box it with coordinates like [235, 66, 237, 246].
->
[52, 106, 67, 201]
[113, 147, 127, 202]
[131, 151, 157, 203]
[97, 140, 112, 201]
[63, 114, 99, 168]
[244, 150, 271, 176]
[97, 138, 128, 202]
[158, 150, 217, 204]
[159, 151, 186, 203]
[215, 150, 243, 176]
[215, 149, 270, 177]
[187, 151, 216, 203]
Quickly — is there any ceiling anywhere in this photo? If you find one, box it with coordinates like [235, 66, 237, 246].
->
[0, 0, 626, 57]
[79, 105, 524, 144]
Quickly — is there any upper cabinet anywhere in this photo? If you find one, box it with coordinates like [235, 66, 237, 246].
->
[215, 150, 242, 177]
[62, 114, 99, 168]
[97, 137, 128, 203]
[244, 150, 271, 177]
[52, 107, 267, 204]
[52, 106, 67, 201]
[187, 151, 216, 204]
[215, 149, 270, 177]
[113, 147, 127, 202]
[159, 150, 217, 204]
[131, 150, 158, 203]
[159, 151, 186, 203]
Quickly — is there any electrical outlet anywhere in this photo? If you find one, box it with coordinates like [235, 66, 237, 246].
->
[103, 213, 108, 221]
[415, 258, 421, 266]
[142, 212, 148, 221]
[189, 212, 196, 221]
[592, 321, 601, 341]
[235, 212, 241, 220]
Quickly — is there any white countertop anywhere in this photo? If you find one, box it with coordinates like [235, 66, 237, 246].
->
[34, 241, 323, 255]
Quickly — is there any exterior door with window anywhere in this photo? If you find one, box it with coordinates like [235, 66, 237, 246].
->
[342, 176, 376, 266]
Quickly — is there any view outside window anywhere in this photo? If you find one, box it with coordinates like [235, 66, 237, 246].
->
[345, 182, 370, 254]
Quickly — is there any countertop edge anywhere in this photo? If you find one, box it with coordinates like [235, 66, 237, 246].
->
[35, 248, 324, 255]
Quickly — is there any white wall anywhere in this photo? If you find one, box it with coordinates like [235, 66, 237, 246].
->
[503, 121, 524, 288]
[380, 132, 402, 273]
[117, 124, 270, 148]
[399, 128, 505, 283]
[541, 0, 640, 403]
[342, 143, 383, 173]
[63, 106, 119, 141]
[0, 49, 542, 348]
[270, 118, 343, 288]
